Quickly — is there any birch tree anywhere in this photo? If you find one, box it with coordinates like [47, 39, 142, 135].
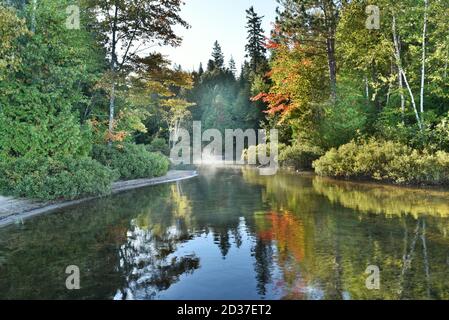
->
[392, 15, 423, 131]
[419, 0, 429, 115]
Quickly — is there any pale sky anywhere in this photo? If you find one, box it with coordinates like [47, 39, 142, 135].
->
[156, 0, 279, 71]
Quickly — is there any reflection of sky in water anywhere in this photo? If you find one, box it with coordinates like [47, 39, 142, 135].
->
[114, 218, 285, 300]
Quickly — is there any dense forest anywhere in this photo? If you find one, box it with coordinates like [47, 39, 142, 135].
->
[0, 0, 448, 202]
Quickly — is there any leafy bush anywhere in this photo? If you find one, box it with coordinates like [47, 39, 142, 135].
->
[429, 112, 449, 152]
[0, 157, 116, 201]
[386, 150, 449, 185]
[279, 143, 323, 170]
[92, 143, 170, 180]
[313, 138, 449, 185]
[242, 144, 267, 163]
[146, 138, 170, 156]
[241, 143, 285, 165]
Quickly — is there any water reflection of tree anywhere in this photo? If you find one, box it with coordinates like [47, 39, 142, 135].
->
[252, 238, 274, 296]
[313, 176, 449, 299]
[313, 176, 449, 219]
[3, 168, 449, 299]
[0, 184, 176, 299]
[114, 222, 200, 300]
[242, 168, 449, 300]
[114, 181, 201, 299]
[183, 168, 265, 258]
[254, 211, 306, 299]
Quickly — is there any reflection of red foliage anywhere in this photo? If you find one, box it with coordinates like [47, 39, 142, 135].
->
[257, 211, 307, 300]
[257, 211, 305, 263]
[258, 230, 274, 242]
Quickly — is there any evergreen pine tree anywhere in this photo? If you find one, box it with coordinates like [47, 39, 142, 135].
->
[245, 6, 267, 72]
[211, 40, 225, 70]
[229, 57, 237, 76]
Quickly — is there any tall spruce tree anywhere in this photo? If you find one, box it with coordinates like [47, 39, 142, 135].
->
[211, 40, 225, 70]
[245, 6, 267, 73]
[229, 57, 237, 76]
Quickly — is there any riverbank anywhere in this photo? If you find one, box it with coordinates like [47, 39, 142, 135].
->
[0, 170, 198, 228]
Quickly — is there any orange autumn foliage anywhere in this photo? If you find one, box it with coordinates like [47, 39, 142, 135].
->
[252, 38, 328, 122]
[257, 211, 305, 263]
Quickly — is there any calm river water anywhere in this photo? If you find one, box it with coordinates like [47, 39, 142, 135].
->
[1, 167, 449, 299]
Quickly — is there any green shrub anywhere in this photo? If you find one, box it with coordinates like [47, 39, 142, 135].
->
[313, 138, 449, 185]
[386, 150, 449, 185]
[352, 140, 411, 180]
[146, 138, 170, 156]
[311, 140, 360, 178]
[0, 157, 116, 201]
[430, 112, 449, 152]
[241, 143, 286, 165]
[279, 143, 323, 170]
[92, 143, 170, 180]
[242, 144, 267, 163]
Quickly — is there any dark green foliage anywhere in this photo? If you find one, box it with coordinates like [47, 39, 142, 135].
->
[0, 0, 98, 159]
[92, 143, 170, 180]
[245, 6, 267, 73]
[228, 57, 237, 76]
[0, 0, 115, 201]
[146, 138, 170, 156]
[189, 46, 265, 134]
[318, 79, 371, 149]
[376, 110, 449, 152]
[211, 40, 225, 70]
[0, 157, 116, 201]
[279, 143, 323, 170]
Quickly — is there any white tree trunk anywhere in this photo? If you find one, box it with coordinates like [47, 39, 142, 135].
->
[392, 15, 423, 131]
[419, 0, 429, 115]
[170, 119, 181, 150]
[365, 75, 369, 100]
[108, 83, 115, 144]
[108, 5, 119, 146]
[401, 69, 422, 130]
[393, 36, 405, 120]
[398, 68, 405, 118]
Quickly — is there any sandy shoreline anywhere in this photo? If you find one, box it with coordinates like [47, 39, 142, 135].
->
[0, 170, 198, 229]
